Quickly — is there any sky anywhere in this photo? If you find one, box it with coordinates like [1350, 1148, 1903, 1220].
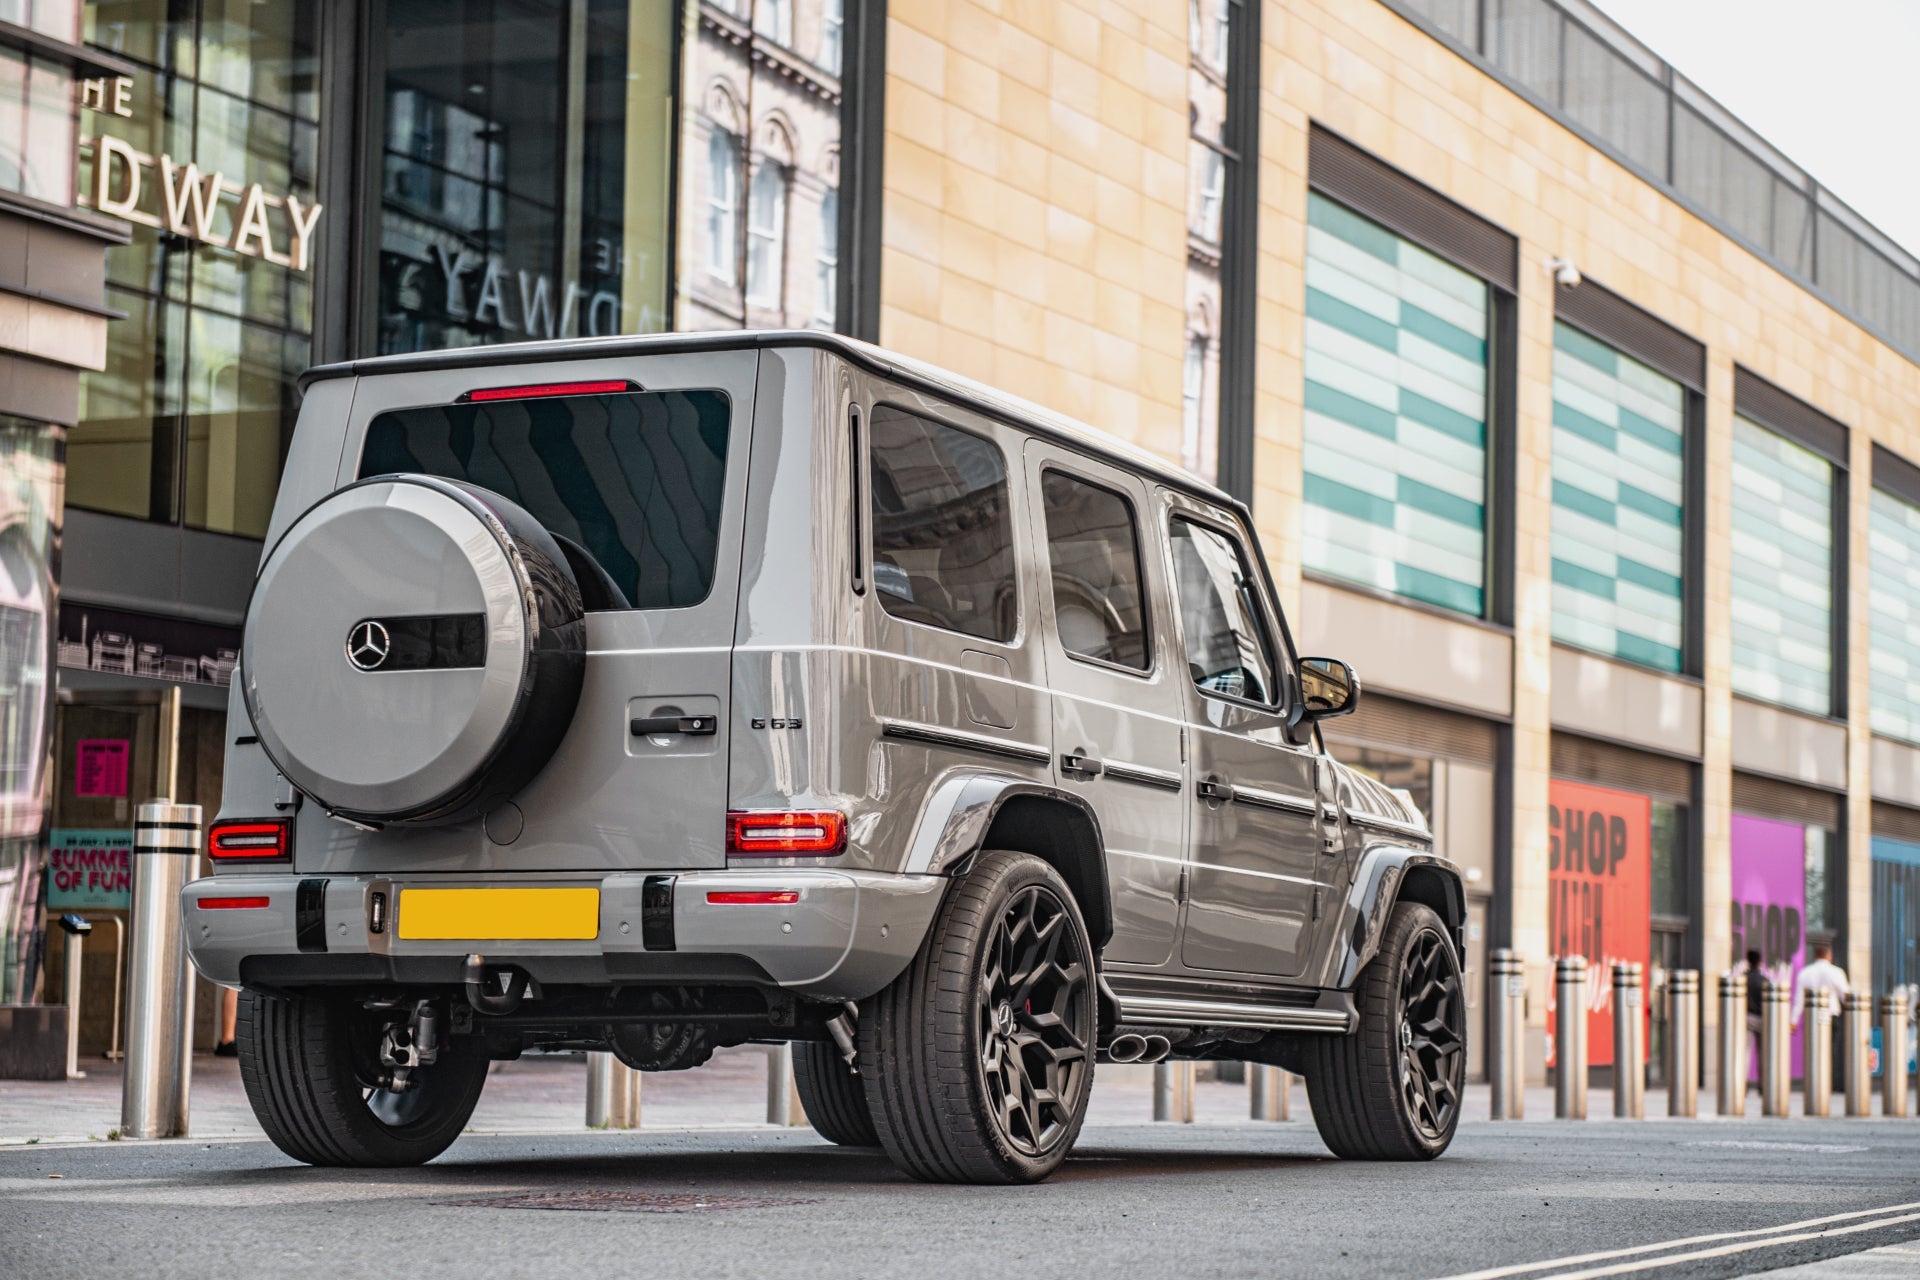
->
[1592, 0, 1920, 257]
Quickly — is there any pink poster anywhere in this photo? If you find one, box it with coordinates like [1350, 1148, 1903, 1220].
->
[74, 739, 130, 798]
[1730, 812, 1808, 1078]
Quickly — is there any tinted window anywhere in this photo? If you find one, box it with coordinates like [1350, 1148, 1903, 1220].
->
[1041, 470, 1148, 670]
[868, 406, 1016, 642]
[360, 389, 730, 610]
[1169, 517, 1278, 704]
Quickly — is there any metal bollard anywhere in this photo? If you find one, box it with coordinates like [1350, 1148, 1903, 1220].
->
[585, 1052, 641, 1129]
[1844, 992, 1873, 1117]
[1804, 989, 1834, 1118]
[1716, 971, 1747, 1117]
[1612, 962, 1644, 1119]
[1249, 1065, 1290, 1121]
[56, 915, 92, 1080]
[1554, 957, 1588, 1119]
[1760, 979, 1791, 1116]
[121, 802, 201, 1140]
[1154, 1060, 1194, 1123]
[1490, 950, 1526, 1121]
[765, 1042, 805, 1126]
[1883, 994, 1911, 1119]
[1668, 970, 1699, 1118]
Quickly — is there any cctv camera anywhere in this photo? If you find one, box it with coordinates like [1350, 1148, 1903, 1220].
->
[1548, 257, 1581, 288]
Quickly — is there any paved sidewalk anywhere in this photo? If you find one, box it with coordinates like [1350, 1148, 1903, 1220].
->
[1, 1051, 1907, 1146]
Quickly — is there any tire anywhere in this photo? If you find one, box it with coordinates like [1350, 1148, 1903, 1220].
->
[237, 989, 490, 1167]
[1305, 901, 1466, 1160]
[859, 850, 1096, 1184]
[792, 1040, 878, 1147]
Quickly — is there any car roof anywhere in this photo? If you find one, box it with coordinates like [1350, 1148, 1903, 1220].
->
[301, 329, 1243, 513]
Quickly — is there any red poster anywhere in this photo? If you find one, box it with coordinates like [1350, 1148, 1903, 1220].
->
[1546, 779, 1652, 1067]
[75, 739, 130, 798]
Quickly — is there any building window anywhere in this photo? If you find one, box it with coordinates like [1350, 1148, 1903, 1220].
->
[0, 46, 74, 204]
[815, 188, 838, 323]
[746, 163, 786, 308]
[1301, 192, 1490, 617]
[1211, 0, 1230, 72]
[819, 0, 843, 74]
[1550, 322, 1687, 672]
[1195, 147, 1224, 243]
[1871, 486, 1920, 743]
[1729, 417, 1833, 715]
[1181, 331, 1207, 476]
[707, 130, 741, 284]
[754, 0, 792, 47]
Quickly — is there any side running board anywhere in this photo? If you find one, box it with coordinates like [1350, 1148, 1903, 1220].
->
[1112, 990, 1357, 1034]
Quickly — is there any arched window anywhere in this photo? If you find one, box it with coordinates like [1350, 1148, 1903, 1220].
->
[815, 189, 839, 324]
[706, 129, 740, 284]
[746, 163, 788, 308]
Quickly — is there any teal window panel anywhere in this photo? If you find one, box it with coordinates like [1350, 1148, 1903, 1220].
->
[1303, 193, 1488, 617]
[1871, 486, 1920, 744]
[1549, 321, 1687, 672]
[1305, 379, 1397, 438]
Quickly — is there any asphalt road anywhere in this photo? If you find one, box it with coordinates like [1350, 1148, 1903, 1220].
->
[3, 1119, 1918, 1280]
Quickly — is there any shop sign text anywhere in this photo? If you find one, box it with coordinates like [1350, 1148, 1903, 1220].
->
[46, 829, 133, 911]
[1546, 779, 1652, 1068]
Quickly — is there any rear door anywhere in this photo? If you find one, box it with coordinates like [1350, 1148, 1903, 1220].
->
[297, 348, 758, 874]
[1024, 441, 1186, 967]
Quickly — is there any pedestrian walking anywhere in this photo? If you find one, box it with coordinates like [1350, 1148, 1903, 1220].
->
[1745, 948, 1766, 1078]
[1791, 942, 1849, 1026]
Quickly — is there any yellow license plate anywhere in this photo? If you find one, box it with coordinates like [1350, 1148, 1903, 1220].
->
[397, 887, 600, 941]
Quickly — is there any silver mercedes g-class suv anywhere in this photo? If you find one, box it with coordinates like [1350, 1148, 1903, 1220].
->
[186, 331, 1466, 1184]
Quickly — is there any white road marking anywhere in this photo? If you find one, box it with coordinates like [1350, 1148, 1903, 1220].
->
[1430, 1201, 1920, 1280]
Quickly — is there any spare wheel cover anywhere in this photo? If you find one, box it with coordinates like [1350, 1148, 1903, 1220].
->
[242, 475, 585, 826]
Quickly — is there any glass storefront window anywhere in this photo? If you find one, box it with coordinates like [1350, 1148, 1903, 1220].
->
[1650, 799, 1688, 919]
[0, 46, 77, 203]
[1804, 825, 1834, 936]
[678, 0, 843, 333]
[377, 0, 677, 352]
[1729, 416, 1834, 715]
[73, 0, 321, 539]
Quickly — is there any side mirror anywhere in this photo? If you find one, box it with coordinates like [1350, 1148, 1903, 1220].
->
[1289, 656, 1360, 743]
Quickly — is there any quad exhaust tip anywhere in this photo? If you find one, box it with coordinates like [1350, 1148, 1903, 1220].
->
[1102, 1032, 1172, 1064]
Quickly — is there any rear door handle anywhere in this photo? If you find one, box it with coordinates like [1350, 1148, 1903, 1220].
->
[1197, 777, 1234, 803]
[1061, 752, 1105, 778]
[631, 715, 717, 737]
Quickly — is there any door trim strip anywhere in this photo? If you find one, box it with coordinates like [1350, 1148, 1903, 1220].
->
[878, 718, 1050, 765]
[1232, 784, 1318, 816]
[1104, 761, 1184, 793]
[1346, 811, 1430, 842]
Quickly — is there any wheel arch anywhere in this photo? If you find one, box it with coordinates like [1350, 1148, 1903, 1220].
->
[1330, 843, 1466, 989]
[904, 771, 1112, 949]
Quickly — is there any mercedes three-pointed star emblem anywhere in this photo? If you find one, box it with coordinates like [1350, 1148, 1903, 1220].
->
[346, 619, 391, 671]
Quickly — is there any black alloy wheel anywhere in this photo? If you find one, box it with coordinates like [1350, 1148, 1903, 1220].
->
[1397, 924, 1465, 1141]
[1304, 900, 1465, 1160]
[977, 883, 1093, 1158]
[860, 849, 1097, 1183]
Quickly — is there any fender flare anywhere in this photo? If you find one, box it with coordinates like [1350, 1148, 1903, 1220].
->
[1331, 844, 1467, 989]
[899, 769, 1112, 947]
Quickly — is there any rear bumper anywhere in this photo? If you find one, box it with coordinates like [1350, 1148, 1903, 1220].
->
[181, 869, 946, 1001]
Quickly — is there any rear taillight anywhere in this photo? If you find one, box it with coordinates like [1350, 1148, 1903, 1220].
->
[197, 896, 271, 910]
[706, 890, 801, 906]
[208, 819, 292, 862]
[462, 379, 636, 403]
[725, 810, 847, 857]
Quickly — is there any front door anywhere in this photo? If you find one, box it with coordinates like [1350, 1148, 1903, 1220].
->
[1164, 498, 1327, 980]
[1025, 443, 1186, 967]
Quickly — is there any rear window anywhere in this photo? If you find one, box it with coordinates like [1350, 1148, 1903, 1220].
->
[360, 389, 730, 610]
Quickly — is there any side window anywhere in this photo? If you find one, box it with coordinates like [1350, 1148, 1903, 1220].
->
[1169, 516, 1279, 705]
[1040, 470, 1149, 671]
[868, 405, 1017, 642]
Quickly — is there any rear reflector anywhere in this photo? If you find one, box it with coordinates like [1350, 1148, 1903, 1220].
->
[463, 379, 636, 403]
[706, 890, 800, 906]
[208, 819, 292, 862]
[198, 896, 271, 911]
[726, 810, 847, 857]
